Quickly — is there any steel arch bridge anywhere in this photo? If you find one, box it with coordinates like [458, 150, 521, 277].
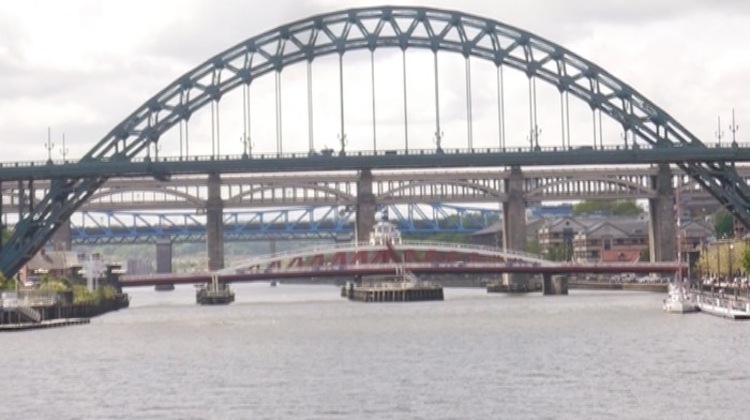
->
[1, 5, 748, 277]
[67, 203, 499, 245]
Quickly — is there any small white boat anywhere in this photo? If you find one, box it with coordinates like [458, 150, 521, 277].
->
[693, 292, 750, 320]
[663, 283, 697, 314]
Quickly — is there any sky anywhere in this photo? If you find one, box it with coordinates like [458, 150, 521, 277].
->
[1, 0, 749, 162]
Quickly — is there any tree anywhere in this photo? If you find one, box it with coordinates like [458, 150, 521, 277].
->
[526, 237, 541, 255]
[741, 246, 750, 275]
[572, 199, 643, 216]
[546, 244, 572, 261]
[714, 208, 734, 239]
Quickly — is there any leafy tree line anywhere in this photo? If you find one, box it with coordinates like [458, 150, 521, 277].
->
[572, 199, 644, 216]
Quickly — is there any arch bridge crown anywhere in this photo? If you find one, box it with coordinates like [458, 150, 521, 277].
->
[85, 5, 703, 164]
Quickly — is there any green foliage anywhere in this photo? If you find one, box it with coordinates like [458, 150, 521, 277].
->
[546, 244, 572, 261]
[696, 241, 746, 276]
[71, 285, 95, 305]
[573, 199, 643, 216]
[71, 285, 118, 305]
[1, 275, 18, 291]
[741, 246, 750, 275]
[526, 237, 541, 255]
[714, 208, 734, 239]
[40, 281, 70, 293]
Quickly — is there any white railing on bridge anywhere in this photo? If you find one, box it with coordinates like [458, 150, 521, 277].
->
[122, 260, 686, 284]
[218, 241, 548, 275]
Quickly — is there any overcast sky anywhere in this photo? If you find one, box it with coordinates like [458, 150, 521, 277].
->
[1, 0, 749, 161]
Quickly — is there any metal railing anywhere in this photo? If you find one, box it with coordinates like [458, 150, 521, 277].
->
[219, 241, 549, 274]
[4, 141, 750, 168]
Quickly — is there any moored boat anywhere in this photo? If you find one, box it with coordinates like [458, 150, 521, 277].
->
[663, 184, 697, 314]
[693, 292, 750, 320]
[662, 283, 697, 314]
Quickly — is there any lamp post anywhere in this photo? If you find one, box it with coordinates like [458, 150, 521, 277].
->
[59, 133, 69, 161]
[729, 242, 735, 281]
[729, 108, 739, 147]
[717, 242, 722, 281]
[44, 127, 54, 163]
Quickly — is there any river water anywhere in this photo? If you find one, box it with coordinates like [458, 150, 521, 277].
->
[1, 284, 748, 419]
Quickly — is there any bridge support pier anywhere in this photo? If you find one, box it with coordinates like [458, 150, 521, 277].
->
[206, 173, 225, 271]
[356, 169, 376, 244]
[542, 273, 568, 295]
[502, 166, 528, 291]
[52, 219, 72, 251]
[156, 238, 173, 273]
[649, 164, 676, 263]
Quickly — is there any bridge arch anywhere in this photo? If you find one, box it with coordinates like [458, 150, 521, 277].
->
[87, 186, 205, 207]
[85, 5, 712, 163]
[377, 180, 503, 202]
[81, 5, 746, 215]
[4, 5, 747, 278]
[526, 177, 654, 199]
[227, 184, 355, 206]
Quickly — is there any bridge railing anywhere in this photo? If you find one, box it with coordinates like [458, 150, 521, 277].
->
[121, 260, 687, 284]
[219, 240, 548, 274]
[5, 142, 750, 168]
[397, 241, 548, 263]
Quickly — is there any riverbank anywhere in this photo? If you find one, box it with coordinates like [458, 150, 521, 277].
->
[0, 294, 129, 332]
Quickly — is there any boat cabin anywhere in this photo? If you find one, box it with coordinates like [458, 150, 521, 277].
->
[370, 220, 402, 246]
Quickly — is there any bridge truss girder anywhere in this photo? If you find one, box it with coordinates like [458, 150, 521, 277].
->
[68, 204, 499, 245]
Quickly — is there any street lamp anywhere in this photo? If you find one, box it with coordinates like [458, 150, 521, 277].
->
[44, 127, 54, 163]
[729, 243, 735, 280]
[59, 133, 69, 161]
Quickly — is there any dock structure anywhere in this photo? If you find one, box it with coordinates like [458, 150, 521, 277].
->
[692, 288, 750, 320]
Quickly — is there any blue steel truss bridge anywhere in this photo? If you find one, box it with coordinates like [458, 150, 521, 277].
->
[67, 204, 499, 245]
[1, 5, 749, 276]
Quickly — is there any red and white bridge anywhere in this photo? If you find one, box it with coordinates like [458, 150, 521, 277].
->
[120, 241, 684, 287]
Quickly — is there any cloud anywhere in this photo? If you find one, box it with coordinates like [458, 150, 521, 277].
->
[0, 0, 749, 162]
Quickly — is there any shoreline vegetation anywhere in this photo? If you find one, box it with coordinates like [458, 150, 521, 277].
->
[0, 274, 129, 331]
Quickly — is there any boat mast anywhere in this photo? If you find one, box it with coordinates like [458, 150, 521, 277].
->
[676, 176, 683, 287]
